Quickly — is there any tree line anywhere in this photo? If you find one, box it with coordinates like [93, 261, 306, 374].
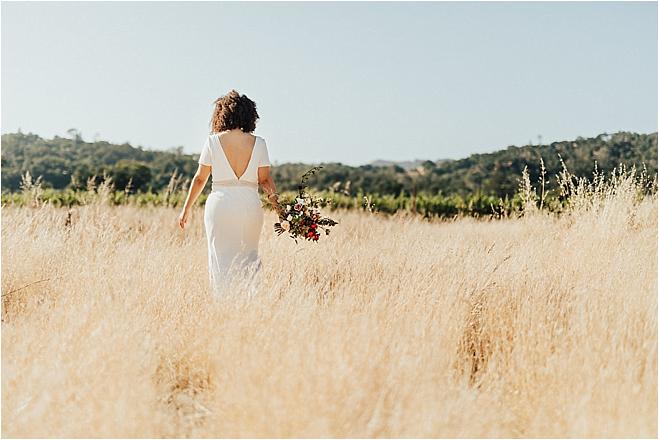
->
[1, 131, 656, 198]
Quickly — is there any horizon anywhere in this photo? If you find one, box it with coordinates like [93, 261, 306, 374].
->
[2, 2, 657, 166]
[4, 128, 655, 167]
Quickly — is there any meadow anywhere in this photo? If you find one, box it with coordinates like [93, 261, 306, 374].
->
[1, 166, 657, 438]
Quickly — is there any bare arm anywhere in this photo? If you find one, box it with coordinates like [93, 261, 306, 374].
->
[258, 166, 282, 214]
[178, 164, 211, 229]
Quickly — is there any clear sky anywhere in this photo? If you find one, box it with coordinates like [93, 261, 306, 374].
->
[2, 1, 657, 166]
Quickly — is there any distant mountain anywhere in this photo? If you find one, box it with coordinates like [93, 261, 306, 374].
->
[1, 131, 656, 197]
[371, 159, 427, 170]
[369, 159, 454, 171]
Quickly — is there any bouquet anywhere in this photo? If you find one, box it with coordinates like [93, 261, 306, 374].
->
[269, 166, 338, 242]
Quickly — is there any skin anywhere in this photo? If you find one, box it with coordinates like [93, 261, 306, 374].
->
[177, 128, 280, 230]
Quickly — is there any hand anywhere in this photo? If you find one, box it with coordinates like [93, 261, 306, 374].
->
[267, 193, 282, 213]
[178, 209, 189, 230]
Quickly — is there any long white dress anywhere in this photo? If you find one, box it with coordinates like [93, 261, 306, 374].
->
[197, 133, 270, 296]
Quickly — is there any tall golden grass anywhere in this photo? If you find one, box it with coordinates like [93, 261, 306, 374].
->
[2, 166, 657, 438]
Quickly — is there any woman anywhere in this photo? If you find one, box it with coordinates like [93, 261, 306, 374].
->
[177, 90, 280, 295]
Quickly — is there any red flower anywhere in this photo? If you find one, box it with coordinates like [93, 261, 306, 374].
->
[310, 223, 317, 230]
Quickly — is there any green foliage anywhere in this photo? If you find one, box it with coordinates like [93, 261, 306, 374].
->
[4, 159, 655, 222]
[107, 160, 152, 192]
[1, 132, 197, 193]
[0, 185, 525, 219]
[1, 131, 656, 200]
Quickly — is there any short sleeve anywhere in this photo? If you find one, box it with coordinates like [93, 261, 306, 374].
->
[198, 136, 212, 166]
[259, 137, 271, 167]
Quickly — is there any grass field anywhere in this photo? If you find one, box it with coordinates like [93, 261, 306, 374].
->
[2, 168, 657, 438]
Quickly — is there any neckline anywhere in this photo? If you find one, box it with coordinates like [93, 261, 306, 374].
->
[216, 134, 258, 181]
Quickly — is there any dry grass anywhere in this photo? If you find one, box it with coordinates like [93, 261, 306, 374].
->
[1, 170, 657, 438]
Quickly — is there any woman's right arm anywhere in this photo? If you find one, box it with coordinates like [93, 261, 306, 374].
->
[178, 164, 211, 229]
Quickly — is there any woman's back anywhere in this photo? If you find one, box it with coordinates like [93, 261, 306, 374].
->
[198, 130, 271, 185]
[218, 131, 257, 178]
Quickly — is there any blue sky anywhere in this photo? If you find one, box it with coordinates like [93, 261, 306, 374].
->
[2, 1, 657, 166]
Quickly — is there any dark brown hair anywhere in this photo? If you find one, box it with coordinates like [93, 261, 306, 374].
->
[209, 89, 259, 133]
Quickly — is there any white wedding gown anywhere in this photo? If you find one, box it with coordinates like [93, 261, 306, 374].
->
[197, 133, 271, 296]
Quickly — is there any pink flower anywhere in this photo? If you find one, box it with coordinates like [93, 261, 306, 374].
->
[294, 203, 302, 211]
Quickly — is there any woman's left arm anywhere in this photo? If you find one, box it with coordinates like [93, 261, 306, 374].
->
[178, 164, 211, 230]
[258, 165, 282, 214]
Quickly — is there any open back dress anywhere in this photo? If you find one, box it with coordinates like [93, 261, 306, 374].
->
[197, 132, 271, 296]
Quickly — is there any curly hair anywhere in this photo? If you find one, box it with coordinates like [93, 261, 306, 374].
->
[209, 89, 259, 133]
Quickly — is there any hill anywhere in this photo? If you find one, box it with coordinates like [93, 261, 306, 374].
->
[370, 159, 430, 170]
[369, 159, 453, 170]
[1, 131, 656, 197]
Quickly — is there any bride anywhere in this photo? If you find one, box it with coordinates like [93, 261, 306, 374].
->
[177, 89, 281, 295]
